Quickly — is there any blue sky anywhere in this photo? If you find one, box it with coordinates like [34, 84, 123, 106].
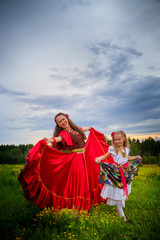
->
[0, 0, 160, 144]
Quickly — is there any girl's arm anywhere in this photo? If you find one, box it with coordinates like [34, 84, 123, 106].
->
[95, 152, 111, 163]
[128, 155, 142, 161]
[43, 136, 62, 144]
[81, 126, 91, 132]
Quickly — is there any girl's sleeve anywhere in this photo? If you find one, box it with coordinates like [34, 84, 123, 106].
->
[58, 131, 73, 146]
[126, 147, 130, 156]
[108, 146, 115, 156]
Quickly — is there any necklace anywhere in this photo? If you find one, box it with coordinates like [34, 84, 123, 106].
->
[66, 128, 78, 135]
[119, 148, 127, 158]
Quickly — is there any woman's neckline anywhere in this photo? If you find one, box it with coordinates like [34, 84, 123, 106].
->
[65, 128, 79, 135]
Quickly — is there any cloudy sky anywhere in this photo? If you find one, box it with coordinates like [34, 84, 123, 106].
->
[0, 0, 160, 145]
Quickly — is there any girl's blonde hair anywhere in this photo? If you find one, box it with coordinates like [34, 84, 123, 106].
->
[53, 112, 87, 140]
[111, 130, 130, 154]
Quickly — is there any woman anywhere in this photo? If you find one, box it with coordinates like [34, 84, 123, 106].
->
[18, 113, 113, 212]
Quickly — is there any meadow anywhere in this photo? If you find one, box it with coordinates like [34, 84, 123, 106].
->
[0, 164, 159, 240]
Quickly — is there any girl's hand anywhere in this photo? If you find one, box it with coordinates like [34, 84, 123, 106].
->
[136, 155, 142, 161]
[95, 157, 102, 163]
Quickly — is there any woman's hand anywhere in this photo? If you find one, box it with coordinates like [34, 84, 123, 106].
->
[82, 126, 91, 132]
[43, 137, 54, 144]
[43, 136, 62, 144]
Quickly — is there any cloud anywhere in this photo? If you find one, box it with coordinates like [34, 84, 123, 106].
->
[36, 37, 160, 134]
[18, 95, 79, 109]
[94, 75, 160, 120]
[0, 0, 160, 144]
[87, 40, 143, 79]
[14, 72, 160, 134]
[58, 0, 90, 9]
[49, 38, 144, 90]
[1, 32, 159, 138]
[0, 85, 27, 96]
[107, 118, 160, 135]
[155, 136, 160, 141]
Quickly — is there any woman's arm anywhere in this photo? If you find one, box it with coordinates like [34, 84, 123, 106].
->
[95, 152, 111, 163]
[43, 136, 62, 144]
[81, 126, 91, 132]
[128, 155, 142, 161]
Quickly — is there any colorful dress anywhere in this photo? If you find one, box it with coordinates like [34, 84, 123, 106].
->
[99, 146, 141, 207]
[18, 128, 113, 212]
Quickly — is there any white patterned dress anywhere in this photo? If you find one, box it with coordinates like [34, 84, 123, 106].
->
[100, 146, 132, 207]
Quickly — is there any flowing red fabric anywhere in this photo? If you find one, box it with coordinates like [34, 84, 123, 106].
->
[18, 128, 113, 211]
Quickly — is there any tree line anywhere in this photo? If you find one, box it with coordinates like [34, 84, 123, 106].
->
[0, 137, 160, 164]
[0, 144, 33, 164]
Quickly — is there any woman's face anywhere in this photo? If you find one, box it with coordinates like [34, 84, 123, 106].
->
[55, 115, 70, 130]
[114, 134, 124, 148]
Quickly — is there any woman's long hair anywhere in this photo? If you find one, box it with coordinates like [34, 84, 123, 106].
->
[53, 112, 87, 140]
[111, 130, 130, 154]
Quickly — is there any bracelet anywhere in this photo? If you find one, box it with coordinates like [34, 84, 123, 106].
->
[51, 137, 56, 144]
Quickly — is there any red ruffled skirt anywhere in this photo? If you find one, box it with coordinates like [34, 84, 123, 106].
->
[18, 128, 113, 211]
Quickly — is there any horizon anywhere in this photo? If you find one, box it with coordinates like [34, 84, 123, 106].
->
[1, 132, 160, 146]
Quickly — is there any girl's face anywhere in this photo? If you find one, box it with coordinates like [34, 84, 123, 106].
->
[55, 115, 70, 130]
[114, 134, 124, 148]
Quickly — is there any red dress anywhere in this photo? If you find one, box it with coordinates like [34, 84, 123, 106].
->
[18, 128, 113, 211]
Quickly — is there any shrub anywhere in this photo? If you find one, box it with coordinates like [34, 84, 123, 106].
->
[142, 155, 149, 164]
[148, 156, 158, 164]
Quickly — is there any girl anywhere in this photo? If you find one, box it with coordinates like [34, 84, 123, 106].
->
[95, 130, 142, 221]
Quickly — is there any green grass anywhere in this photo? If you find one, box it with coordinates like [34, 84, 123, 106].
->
[0, 164, 160, 240]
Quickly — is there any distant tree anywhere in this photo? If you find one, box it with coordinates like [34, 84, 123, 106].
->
[128, 138, 140, 156]
[0, 144, 33, 164]
[25, 144, 34, 155]
[136, 139, 142, 154]
[142, 137, 157, 156]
